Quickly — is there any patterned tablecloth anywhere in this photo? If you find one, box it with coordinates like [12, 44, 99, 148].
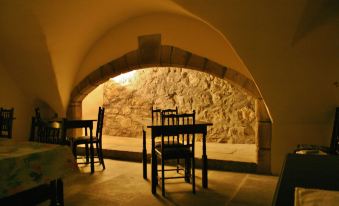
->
[0, 139, 78, 198]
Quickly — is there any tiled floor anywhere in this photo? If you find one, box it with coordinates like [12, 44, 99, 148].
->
[100, 135, 258, 172]
[60, 159, 278, 206]
[58, 135, 277, 205]
[102, 135, 257, 163]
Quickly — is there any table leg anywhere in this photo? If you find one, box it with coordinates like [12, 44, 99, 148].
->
[57, 179, 64, 206]
[50, 180, 57, 206]
[142, 129, 147, 179]
[151, 134, 156, 194]
[90, 130, 94, 174]
[202, 132, 208, 188]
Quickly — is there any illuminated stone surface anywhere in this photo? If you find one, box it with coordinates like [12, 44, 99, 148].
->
[103, 67, 256, 144]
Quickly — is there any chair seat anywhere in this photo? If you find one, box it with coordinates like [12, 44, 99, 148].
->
[155, 145, 192, 159]
[155, 141, 184, 148]
[70, 136, 99, 144]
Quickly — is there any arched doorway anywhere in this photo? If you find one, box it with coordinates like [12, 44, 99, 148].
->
[67, 35, 272, 174]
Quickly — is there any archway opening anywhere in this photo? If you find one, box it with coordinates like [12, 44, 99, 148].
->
[68, 44, 272, 174]
[82, 67, 259, 172]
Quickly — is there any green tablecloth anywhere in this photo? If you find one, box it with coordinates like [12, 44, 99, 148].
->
[0, 139, 78, 198]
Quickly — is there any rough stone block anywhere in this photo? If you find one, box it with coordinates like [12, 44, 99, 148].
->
[171, 47, 188, 67]
[256, 99, 271, 121]
[125, 51, 140, 70]
[138, 34, 161, 65]
[242, 80, 261, 98]
[257, 149, 271, 174]
[257, 122, 272, 149]
[159, 46, 172, 66]
[187, 53, 205, 69]
[101, 64, 115, 79]
[204, 60, 226, 79]
[224, 69, 248, 87]
[112, 56, 129, 74]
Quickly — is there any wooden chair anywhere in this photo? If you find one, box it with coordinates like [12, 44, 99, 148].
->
[68, 107, 106, 172]
[154, 110, 196, 196]
[29, 117, 66, 145]
[0, 107, 14, 138]
[143, 107, 179, 179]
[151, 107, 162, 124]
[161, 107, 178, 116]
[28, 117, 66, 205]
[295, 107, 339, 154]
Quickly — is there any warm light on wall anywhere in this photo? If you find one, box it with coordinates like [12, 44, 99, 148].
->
[111, 70, 136, 85]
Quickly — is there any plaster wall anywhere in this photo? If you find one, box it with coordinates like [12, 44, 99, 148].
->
[82, 84, 104, 134]
[0, 64, 34, 140]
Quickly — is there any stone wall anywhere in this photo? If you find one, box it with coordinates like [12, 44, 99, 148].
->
[103, 67, 257, 144]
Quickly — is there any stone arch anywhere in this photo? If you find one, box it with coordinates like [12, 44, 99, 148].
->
[68, 38, 272, 174]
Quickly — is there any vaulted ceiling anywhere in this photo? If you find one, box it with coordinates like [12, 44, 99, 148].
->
[0, 0, 338, 174]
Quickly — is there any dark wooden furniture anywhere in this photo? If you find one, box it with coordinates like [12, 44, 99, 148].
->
[0, 140, 76, 206]
[0, 179, 64, 206]
[151, 107, 162, 124]
[62, 119, 96, 173]
[295, 107, 339, 154]
[69, 107, 106, 171]
[0, 107, 14, 138]
[143, 107, 179, 179]
[29, 117, 67, 145]
[147, 119, 212, 194]
[154, 111, 196, 196]
[272, 153, 339, 206]
[161, 107, 178, 115]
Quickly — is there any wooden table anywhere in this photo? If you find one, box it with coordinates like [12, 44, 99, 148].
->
[62, 119, 96, 173]
[0, 139, 78, 205]
[142, 121, 213, 194]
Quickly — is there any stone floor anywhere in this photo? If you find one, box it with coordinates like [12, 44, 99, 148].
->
[54, 135, 278, 205]
[102, 135, 257, 163]
[100, 135, 258, 172]
[57, 159, 278, 206]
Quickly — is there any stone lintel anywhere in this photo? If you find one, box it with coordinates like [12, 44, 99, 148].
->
[256, 99, 271, 121]
[125, 51, 140, 70]
[257, 122, 272, 149]
[100, 64, 113, 79]
[256, 149, 271, 174]
[243, 80, 261, 98]
[67, 101, 82, 119]
[88, 69, 104, 86]
[186, 53, 205, 69]
[159, 46, 172, 66]
[223, 69, 248, 87]
[112, 56, 129, 75]
[138, 34, 161, 65]
[171, 47, 188, 67]
[204, 60, 226, 79]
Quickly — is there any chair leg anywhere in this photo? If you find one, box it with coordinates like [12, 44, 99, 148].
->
[161, 158, 165, 196]
[85, 143, 89, 163]
[192, 156, 195, 194]
[72, 143, 77, 159]
[185, 157, 191, 183]
[177, 158, 180, 173]
[98, 142, 105, 169]
[154, 157, 158, 186]
[56, 179, 64, 206]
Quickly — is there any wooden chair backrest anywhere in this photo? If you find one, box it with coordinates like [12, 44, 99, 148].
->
[96, 107, 105, 143]
[30, 117, 65, 145]
[160, 110, 196, 147]
[0, 107, 14, 138]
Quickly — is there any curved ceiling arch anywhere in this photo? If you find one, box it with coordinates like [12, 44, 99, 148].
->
[76, 13, 253, 87]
